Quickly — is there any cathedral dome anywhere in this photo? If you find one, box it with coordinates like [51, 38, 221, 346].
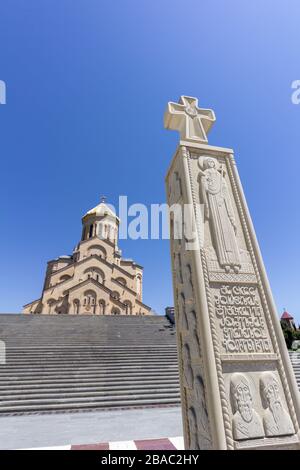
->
[81, 199, 120, 244]
[83, 202, 120, 223]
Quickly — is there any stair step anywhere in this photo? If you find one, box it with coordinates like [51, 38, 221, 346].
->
[0, 395, 181, 413]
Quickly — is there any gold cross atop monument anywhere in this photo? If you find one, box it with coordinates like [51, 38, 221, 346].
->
[164, 95, 216, 143]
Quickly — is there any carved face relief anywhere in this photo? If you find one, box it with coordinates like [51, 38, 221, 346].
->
[260, 372, 294, 437]
[234, 380, 253, 423]
[230, 373, 264, 440]
[261, 375, 279, 406]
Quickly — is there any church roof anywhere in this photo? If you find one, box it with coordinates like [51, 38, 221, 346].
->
[281, 310, 294, 320]
[83, 202, 120, 222]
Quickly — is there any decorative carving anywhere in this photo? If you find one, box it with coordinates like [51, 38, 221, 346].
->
[260, 372, 295, 437]
[225, 155, 299, 433]
[230, 373, 264, 440]
[182, 343, 194, 389]
[198, 157, 241, 273]
[169, 171, 182, 203]
[183, 263, 194, 301]
[188, 310, 201, 357]
[194, 375, 212, 449]
[174, 252, 183, 284]
[178, 292, 188, 330]
[209, 272, 257, 284]
[188, 407, 200, 449]
[206, 246, 254, 275]
[164, 96, 216, 143]
[165, 96, 300, 450]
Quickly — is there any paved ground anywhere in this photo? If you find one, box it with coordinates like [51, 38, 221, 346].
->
[20, 436, 185, 451]
[0, 406, 183, 450]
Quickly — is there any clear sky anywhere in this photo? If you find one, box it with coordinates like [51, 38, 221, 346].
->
[0, 1, 299, 324]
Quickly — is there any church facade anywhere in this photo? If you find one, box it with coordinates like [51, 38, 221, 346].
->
[23, 201, 152, 316]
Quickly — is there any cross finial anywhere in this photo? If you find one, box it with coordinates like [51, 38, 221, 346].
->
[164, 95, 216, 143]
[100, 195, 107, 204]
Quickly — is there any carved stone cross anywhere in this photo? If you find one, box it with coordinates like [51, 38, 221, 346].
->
[165, 95, 300, 450]
[164, 95, 216, 143]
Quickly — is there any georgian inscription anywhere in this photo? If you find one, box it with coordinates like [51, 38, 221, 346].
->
[214, 285, 272, 354]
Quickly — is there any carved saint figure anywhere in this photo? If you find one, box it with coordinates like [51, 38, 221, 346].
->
[230, 373, 264, 440]
[260, 372, 294, 437]
[182, 343, 194, 389]
[198, 157, 241, 273]
[194, 375, 212, 449]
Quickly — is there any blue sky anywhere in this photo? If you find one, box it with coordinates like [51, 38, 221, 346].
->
[0, 1, 299, 324]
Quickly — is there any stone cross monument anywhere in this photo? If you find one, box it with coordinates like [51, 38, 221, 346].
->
[164, 95, 300, 450]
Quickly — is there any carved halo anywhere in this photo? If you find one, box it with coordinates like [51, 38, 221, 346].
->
[198, 155, 221, 172]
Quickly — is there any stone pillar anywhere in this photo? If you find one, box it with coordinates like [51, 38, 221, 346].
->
[165, 95, 300, 450]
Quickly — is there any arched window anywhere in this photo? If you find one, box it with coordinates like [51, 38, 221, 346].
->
[99, 300, 105, 315]
[136, 275, 142, 298]
[83, 266, 105, 283]
[124, 300, 132, 315]
[111, 291, 120, 300]
[83, 290, 97, 313]
[89, 224, 93, 238]
[116, 277, 127, 286]
[87, 245, 107, 259]
[59, 274, 71, 283]
[73, 299, 80, 314]
[112, 308, 120, 315]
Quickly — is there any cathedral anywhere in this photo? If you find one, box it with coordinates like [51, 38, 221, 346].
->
[23, 199, 152, 316]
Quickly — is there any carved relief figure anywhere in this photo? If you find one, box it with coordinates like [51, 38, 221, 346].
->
[182, 343, 194, 389]
[198, 157, 241, 273]
[260, 372, 294, 437]
[230, 373, 264, 440]
[194, 375, 212, 449]
[188, 310, 201, 357]
[183, 263, 194, 301]
[178, 292, 188, 330]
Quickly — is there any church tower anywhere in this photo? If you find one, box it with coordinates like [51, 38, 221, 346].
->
[23, 199, 151, 316]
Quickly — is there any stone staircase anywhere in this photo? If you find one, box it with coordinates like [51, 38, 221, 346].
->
[0, 314, 180, 415]
[0, 315, 298, 417]
[289, 351, 300, 390]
